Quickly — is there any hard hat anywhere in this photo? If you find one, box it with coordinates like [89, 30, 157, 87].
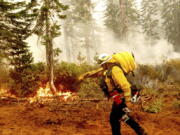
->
[96, 53, 112, 65]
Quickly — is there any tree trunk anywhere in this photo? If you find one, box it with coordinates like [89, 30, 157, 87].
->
[48, 40, 56, 94]
[119, 0, 128, 39]
[45, 0, 56, 95]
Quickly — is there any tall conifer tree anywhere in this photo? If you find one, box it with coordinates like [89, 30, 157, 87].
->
[0, 0, 38, 96]
[162, 0, 180, 52]
[33, 0, 68, 94]
[105, 0, 139, 39]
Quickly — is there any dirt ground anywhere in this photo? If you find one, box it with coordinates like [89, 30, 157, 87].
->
[0, 96, 179, 135]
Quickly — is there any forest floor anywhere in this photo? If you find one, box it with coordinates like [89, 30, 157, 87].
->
[0, 92, 179, 135]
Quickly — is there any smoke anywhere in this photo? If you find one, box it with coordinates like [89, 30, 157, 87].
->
[26, 35, 46, 62]
[95, 28, 180, 65]
[27, 27, 180, 65]
[90, 0, 180, 65]
[27, 0, 180, 65]
[27, 34, 66, 63]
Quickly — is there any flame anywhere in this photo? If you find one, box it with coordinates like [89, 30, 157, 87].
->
[0, 84, 78, 103]
[0, 88, 8, 95]
[0, 88, 16, 98]
[29, 84, 76, 103]
[36, 85, 72, 99]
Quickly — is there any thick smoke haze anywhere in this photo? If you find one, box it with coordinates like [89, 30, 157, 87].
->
[28, 28, 180, 65]
[28, 0, 180, 65]
[96, 28, 180, 64]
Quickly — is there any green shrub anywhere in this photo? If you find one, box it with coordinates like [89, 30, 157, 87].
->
[143, 98, 163, 113]
[78, 78, 104, 99]
[133, 59, 180, 90]
[55, 61, 98, 78]
[138, 65, 159, 80]
[4, 58, 179, 98]
[54, 62, 105, 99]
[31, 62, 47, 85]
[165, 59, 180, 85]
[141, 88, 160, 96]
[7, 61, 100, 97]
[54, 62, 99, 91]
[9, 62, 46, 97]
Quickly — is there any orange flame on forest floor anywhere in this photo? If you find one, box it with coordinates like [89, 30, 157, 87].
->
[0, 88, 16, 98]
[29, 84, 78, 103]
[0, 84, 78, 103]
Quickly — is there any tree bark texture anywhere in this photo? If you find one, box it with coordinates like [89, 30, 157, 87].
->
[45, 0, 57, 95]
[119, 0, 128, 38]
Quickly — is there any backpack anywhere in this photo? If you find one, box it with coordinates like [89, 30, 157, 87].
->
[111, 52, 136, 74]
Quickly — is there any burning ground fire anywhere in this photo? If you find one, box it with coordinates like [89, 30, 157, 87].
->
[29, 84, 76, 103]
[0, 84, 78, 103]
[0, 88, 16, 98]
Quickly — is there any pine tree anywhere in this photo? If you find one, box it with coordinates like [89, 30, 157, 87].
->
[105, 0, 120, 36]
[141, 0, 162, 42]
[33, 0, 68, 94]
[63, 0, 95, 63]
[0, 0, 38, 96]
[105, 0, 139, 39]
[162, 0, 180, 52]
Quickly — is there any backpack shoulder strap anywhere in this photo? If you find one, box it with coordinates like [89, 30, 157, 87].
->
[105, 65, 119, 88]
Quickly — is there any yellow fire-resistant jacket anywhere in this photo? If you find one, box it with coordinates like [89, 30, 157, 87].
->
[78, 52, 136, 102]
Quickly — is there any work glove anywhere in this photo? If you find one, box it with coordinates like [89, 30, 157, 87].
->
[113, 95, 123, 105]
[131, 92, 140, 103]
[110, 90, 123, 105]
[131, 85, 141, 103]
[78, 72, 92, 81]
[78, 75, 84, 81]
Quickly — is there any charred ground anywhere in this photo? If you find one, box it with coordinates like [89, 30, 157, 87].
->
[0, 88, 179, 135]
[0, 60, 180, 135]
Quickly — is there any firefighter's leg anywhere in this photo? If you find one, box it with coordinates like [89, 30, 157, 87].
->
[110, 102, 124, 135]
[125, 116, 147, 135]
[110, 111, 121, 135]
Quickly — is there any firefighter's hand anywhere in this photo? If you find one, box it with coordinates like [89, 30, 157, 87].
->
[126, 102, 134, 109]
[78, 75, 84, 81]
[78, 72, 90, 81]
[78, 74, 87, 81]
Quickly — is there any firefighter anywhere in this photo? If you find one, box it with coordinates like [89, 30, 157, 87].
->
[79, 52, 147, 135]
